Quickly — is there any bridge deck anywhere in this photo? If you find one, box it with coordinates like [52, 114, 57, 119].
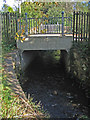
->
[17, 34, 73, 51]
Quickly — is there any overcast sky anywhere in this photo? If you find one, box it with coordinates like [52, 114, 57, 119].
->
[0, 0, 24, 10]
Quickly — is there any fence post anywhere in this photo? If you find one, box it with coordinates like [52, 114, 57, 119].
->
[25, 13, 28, 36]
[62, 11, 64, 36]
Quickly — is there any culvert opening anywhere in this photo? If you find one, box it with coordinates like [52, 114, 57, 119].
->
[24, 50, 67, 74]
[19, 50, 88, 118]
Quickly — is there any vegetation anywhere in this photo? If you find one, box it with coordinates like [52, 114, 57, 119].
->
[1, 12, 48, 118]
[1, 35, 49, 118]
[1, 1, 89, 119]
[1, 68, 47, 118]
[70, 41, 90, 96]
[19, 2, 88, 18]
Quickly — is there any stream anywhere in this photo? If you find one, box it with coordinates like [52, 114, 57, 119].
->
[21, 52, 88, 119]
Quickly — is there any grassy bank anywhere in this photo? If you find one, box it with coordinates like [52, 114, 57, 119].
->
[1, 37, 48, 119]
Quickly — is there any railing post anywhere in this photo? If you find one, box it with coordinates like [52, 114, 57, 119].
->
[25, 13, 28, 36]
[73, 11, 75, 42]
[15, 13, 18, 32]
[17, 14, 19, 32]
[62, 11, 64, 36]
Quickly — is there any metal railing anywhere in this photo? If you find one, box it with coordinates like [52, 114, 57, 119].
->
[17, 12, 72, 36]
[73, 11, 89, 42]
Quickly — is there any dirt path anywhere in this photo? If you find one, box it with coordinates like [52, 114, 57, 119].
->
[21, 58, 88, 119]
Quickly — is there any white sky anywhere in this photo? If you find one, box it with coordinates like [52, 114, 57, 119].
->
[0, 0, 23, 10]
[0, 0, 34, 10]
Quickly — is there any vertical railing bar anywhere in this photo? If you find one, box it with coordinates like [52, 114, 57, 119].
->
[36, 18, 37, 34]
[86, 12, 88, 40]
[50, 18, 51, 34]
[6, 12, 9, 40]
[5, 13, 7, 38]
[62, 11, 64, 36]
[25, 13, 28, 36]
[53, 17, 54, 33]
[73, 11, 75, 42]
[42, 18, 44, 32]
[17, 15, 19, 33]
[13, 13, 15, 35]
[15, 13, 17, 33]
[2, 13, 6, 37]
[8, 12, 11, 37]
[46, 18, 48, 34]
[81, 12, 83, 41]
[76, 12, 78, 42]
[11, 13, 13, 34]
[33, 18, 34, 34]
[57, 18, 58, 33]
[20, 15, 21, 35]
[11, 12, 13, 36]
[2, 13, 3, 37]
[46, 18, 48, 33]
[52, 18, 53, 33]
[78, 11, 80, 41]
[71, 17, 72, 34]
[84, 12, 86, 40]
[45, 18, 46, 34]
[3, 14, 5, 34]
[29, 19, 30, 34]
[66, 17, 67, 34]
[38, 18, 39, 34]
[31, 19, 32, 33]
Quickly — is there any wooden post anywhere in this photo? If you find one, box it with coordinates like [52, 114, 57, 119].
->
[62, 11, 64, 36]
[25, 13, 28, 36]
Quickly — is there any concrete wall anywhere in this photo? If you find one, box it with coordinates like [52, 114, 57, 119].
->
[60, 50, 70, 72]
[15, 50, 39, 71]
[17, 35, 72, 51]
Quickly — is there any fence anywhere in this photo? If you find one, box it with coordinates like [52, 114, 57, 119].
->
[73, 11, 89, 42]
[17, 12, 72, 36]
[1, 11, 89, 42]
[1, 12, 18, 42]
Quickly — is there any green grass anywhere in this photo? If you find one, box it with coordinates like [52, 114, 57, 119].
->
[1, 34, 49, 119]
[1, 73, 47, 118]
